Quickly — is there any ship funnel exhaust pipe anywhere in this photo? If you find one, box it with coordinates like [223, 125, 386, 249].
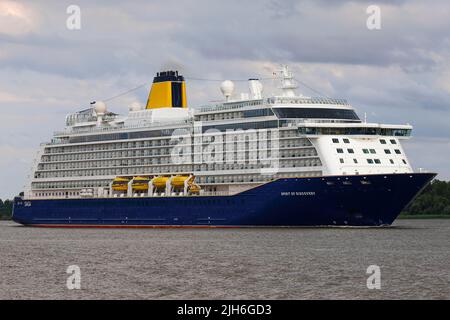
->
[248, 79, 263, 99]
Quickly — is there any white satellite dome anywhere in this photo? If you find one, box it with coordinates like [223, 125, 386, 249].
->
[129, 102, 142, 112]
[220, 80, 234, 101]
[93, 101, 107, 116]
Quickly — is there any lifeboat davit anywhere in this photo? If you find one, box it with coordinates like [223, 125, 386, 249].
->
[189, 184, 201, 194]
[112, 177, 131, 191]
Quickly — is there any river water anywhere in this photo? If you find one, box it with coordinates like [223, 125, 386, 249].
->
[0, 220, 448, 299]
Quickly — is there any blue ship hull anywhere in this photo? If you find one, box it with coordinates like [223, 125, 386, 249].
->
[13, 173, 435, 227]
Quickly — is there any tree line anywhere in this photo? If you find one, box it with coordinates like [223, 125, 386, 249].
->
[0, 199, 13, 220]
[0, 179, 449, 220]
[401, 179, 450, 216]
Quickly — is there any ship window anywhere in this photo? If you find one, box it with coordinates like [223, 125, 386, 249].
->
[202, 120, 278, 132]
[390, 139, 397, 144]
[343, 138, 350, 144]
[395, 149, 401, 154]
[384, 149, 391, 154]
[337, 148, 344, 153]
[339, 158, 344, 163]
[332, 138, 339, 143]
[362, 149, 369, 154]
[374, 159, 381, 164]
[347, 148, 354, 154]
[272, 108, 360, 120]
[367, 159, 374, 164]
[243, 108, 274, 118]
[380, 139, 386, 144]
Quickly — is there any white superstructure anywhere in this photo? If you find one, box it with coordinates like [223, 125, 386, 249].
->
[26, 66, 413, 200]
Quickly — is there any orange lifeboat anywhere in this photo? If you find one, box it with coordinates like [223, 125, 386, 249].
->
[171, 175, 194, 189]
[132, 176, 150, 191]
[152, 176, 169, 190]
[112, 177, 131, 192]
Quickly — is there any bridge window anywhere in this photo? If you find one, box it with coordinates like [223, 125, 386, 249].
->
[243, 108, 274, 118]
[367, 159, 374, 164]
[369, 149, 376, 154]
[347, 148, 354, 154]
[363, 149, 369, 154]
[395, 149, 401, 154]
[374, 159, 381, 164]
[339, 158, 344, 163]
[390, 139, 397, 144]
[273, 108, 360, 120]
[384, 149, 391, 154]
[332, 138, 339, 143]
[380, 139, 386, 144]
[337, 148, 344, 153]
[343, 138, 350, 144]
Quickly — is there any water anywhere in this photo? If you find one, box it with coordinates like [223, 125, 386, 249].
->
[0, 220, 448, 300]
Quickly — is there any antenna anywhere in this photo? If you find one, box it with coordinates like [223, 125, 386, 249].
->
[279, 65, 299, 97]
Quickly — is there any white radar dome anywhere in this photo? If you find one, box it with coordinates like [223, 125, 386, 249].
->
[93, 101, 107, 116]
[220, 80, 234, 101]
[129, 102, 142, 112]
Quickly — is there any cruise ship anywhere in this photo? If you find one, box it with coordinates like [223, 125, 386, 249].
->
[13, 66, 435, 227]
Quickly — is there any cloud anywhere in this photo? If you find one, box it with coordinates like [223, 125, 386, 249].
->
[0, 1, 37, 36]
[172, 0, 450, 69]
[0, 91, 33, 103]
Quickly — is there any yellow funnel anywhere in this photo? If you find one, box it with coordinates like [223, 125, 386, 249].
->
[146, 71, 187, 109]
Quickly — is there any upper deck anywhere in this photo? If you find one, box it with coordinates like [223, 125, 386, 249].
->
[48, 65, 412, 146]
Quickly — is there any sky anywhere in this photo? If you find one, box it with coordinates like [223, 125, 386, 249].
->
[0, 0, 449, 199]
